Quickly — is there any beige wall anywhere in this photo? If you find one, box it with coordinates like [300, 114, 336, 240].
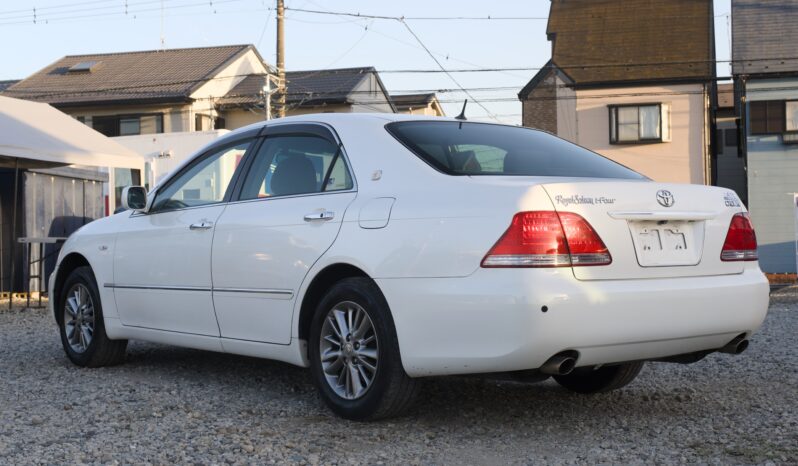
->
[220, 103, 354, 131]
[396, 102, 445, 117]
[190, 50, 270, 130]
[568, 84, 708, 184]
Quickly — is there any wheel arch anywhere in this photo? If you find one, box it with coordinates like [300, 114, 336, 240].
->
[52, 252, 92, 322]
[296, 262, 372, 342]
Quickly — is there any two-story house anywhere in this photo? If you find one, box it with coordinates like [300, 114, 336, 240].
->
[518, 0, 716, 185]
[216, 66, 397, 127]
[4, 44, 270, 136]
[732, 0, 798, 273]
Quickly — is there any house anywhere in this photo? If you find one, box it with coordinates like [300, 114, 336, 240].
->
[715, 83, 747, 204]
[4, 45, 269, 135]
[518, 0, 716, 185]
[216, 66, 396, 128]
[732, 0, 798, 273]
[390, 93, 445, 116]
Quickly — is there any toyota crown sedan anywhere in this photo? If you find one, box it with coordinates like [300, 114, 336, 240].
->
[50, 113, 769, 420]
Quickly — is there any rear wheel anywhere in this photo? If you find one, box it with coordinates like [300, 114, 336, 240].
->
[308, 277, 418, 421]
[58, 266, 127, 367]
[554, 362, 644, 394]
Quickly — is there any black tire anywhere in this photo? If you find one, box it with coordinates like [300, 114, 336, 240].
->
[308, 277, 419, 421]
[553, 362, 644, 394]
[57, 266, 127, 367]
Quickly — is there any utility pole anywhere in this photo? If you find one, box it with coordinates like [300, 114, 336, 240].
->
[275, 0, 286, 118]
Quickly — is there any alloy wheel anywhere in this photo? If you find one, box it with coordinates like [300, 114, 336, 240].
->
[63, 283, 95, 353]
[319, 301, 379, 400]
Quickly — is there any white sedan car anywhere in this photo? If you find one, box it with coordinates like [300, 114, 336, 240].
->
[51, 114, 769, 420]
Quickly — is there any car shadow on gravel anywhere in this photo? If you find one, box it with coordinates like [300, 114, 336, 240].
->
[113, 340, 728, 427]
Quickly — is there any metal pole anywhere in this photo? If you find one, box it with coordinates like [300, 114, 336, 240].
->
[276, 0, 286, 118]
[8, 158, 18, 310]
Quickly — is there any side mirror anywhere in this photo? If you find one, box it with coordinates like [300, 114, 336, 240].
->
[121, 186, 148, 212]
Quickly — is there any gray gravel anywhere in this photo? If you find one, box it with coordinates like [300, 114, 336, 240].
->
[1, 291, 796, 465]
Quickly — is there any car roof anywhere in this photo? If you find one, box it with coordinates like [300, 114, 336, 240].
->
[231, 112, 461, 134]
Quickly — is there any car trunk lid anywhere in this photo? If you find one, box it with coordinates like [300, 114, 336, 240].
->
[540, 181, 747, 280]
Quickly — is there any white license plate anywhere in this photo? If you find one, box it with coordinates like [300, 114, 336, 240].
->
[628, 220, 704, 267]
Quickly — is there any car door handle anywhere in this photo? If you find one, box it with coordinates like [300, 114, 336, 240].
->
[189, 220, 214, 230]
[304, 211, 335, 222]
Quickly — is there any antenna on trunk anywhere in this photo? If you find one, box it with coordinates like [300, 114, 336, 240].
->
[455, 99, 468, 121]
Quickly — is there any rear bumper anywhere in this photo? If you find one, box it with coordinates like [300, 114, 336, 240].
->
[376, 265, 769, 377]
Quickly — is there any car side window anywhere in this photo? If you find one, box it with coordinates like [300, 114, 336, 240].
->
[238, 135, 353, 200]
[151, 141, 250, 212]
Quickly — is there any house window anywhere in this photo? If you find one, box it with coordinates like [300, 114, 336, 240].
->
[609, 104, 671, 144]
[119, 118, 140, 136]
[749, 100, 785, 135]
[92, 114, 164, 137]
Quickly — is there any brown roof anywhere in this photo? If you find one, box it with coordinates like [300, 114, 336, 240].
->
[732, 0, 798, 75]
[218, 67, 396, 111]
[546, 0, 715, 86]
[3, 45, 258, 107]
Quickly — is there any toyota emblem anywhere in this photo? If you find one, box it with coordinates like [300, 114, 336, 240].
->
[656, 190, 675, 207]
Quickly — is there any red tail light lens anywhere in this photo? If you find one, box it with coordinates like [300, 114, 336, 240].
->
[720, 213, 758, 261]
[481, 211, 611, 268]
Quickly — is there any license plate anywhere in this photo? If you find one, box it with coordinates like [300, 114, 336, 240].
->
[628, 220, 704, 267]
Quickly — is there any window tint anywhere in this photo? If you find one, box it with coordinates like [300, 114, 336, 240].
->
[239, 135, 353, 200]
[152, 141, 249, 212]
[386, 121, 645, 179]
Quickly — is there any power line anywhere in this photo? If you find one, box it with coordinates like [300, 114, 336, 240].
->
[398, 19, 499, 122]
[282, 7, 547, 21]
[0, 0, 250, 25]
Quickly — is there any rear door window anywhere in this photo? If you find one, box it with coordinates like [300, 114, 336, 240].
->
[386, 121, 645, 179]
[238, 135, 353, 200]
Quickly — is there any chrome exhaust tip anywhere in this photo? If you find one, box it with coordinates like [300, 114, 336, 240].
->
[540, 352, 578, 375]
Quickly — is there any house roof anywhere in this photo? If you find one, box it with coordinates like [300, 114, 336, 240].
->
[219, 67, 395, 111]
[732, 0, 798, 75]
[3, 45, 258, 107]
[0, 80, 19, 92]
[545, 0, 714, 86]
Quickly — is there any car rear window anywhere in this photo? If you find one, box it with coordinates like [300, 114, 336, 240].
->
[386, 121, 645, 179]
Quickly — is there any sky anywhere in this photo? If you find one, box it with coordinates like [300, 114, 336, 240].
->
[1, 0, 732, 125]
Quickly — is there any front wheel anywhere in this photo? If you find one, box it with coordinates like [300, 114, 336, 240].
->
[58, 266, 127, 367]
[554, 362, 644, 394]
[308, 277, 418, 421]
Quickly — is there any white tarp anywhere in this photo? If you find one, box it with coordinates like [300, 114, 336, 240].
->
[0, 95, 145, 170]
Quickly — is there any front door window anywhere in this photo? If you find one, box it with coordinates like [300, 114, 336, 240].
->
[151, 141, 250, 212]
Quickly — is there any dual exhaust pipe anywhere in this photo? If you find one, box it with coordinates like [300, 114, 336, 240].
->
[540, 334, 749, 376]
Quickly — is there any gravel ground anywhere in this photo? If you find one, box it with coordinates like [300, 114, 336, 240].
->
[1, 290, 796, 465]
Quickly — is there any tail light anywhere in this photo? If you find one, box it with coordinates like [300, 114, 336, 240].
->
[720, 213, 758, 261]
[481, 211, 611, 268]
